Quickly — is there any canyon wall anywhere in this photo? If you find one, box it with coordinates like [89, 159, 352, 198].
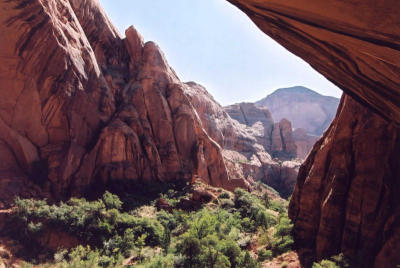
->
[0, 0, 247, 204]
[226, 1, 400, 266]
[289, 95, 400, 267]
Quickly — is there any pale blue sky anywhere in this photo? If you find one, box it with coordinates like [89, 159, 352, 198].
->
[99, 0, 342, 105]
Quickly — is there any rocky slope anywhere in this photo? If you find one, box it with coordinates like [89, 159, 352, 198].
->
[227, 0, 400, 267]
[256, 86, 339, 136]
[184, 82, 300, 198]
[0, 0, 248, 205]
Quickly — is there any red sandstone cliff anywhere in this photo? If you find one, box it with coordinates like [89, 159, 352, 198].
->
[292, 129, 319, 160]
[0, 0, 246, 204]
[289, 95, 400, 267]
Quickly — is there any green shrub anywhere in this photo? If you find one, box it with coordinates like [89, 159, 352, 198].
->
[219, 192, 231, 199]
[239, 251, 260, 268]
[138, 254, 175, 268]
[188, 210, 217, 239]
[258, 249, 273, 262]
[54, 245, 123, 268]
[157, 210, 178, 230]
[176, 235, 201, 267]
[220, 199, 235, 209]
[312, 253, 351, 268]
[219, 240, 241, 267]
[13, 192, 164, 263]
[269, 200, 286, 213]
[12, 183, 290, 268]
[271, 216, 294, 256]
[102, 191, 123, 210]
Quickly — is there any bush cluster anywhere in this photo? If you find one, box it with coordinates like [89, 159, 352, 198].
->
[11, 184, 294, 267]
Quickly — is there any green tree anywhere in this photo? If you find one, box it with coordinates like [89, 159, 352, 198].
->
[161, 228, 171, 254]
[219, 240, 241, 268]
[102, 191, 123, 210]
[272, 216, 294, 255]
[178, 236, 201, 268]
[239, 251, 260, 268]
[135, 234, 147, 261]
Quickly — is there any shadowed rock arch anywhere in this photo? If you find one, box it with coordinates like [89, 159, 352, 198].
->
[226, 1, 400, 267]
[227, 0, 400, 123]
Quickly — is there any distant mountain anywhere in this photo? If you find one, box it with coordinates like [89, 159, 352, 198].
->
[256, 86, 340, 136]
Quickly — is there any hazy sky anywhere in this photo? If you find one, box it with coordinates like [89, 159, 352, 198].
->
[99, 0, 342, 105]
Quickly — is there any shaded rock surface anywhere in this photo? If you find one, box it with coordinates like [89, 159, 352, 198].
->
[292, 129, 319, 160]
[227, 1, 400, 266]
[289, 95, 400, 267]
[227, 0, 400, 125]
[256, 86, 339, 136]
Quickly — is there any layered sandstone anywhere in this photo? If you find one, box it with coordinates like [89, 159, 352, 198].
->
[289, 95, 400, 267]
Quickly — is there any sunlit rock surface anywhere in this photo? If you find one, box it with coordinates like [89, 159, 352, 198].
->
[185, 82, 301, 198]
[0, 0, 240, 203]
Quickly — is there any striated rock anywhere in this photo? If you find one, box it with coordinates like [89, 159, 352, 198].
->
[256, 86, 339, 136]
[271, 119, 297, 159]
[292, 128, 319, 159]
[0, 0, 117, 200]
[228, 1, 400, 266]
[226, 0, 400, 125]
[0, 0, 238, 202]
[263, 251, 300, 268]
[39, 228, 81, 252]
[289, 95, 400, 267]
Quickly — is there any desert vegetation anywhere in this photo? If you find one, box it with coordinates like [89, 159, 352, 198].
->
[3, 181, 295, 267]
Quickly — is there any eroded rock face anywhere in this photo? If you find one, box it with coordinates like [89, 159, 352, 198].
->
[292, 129, 319, 159]
[0, 0, 237, 203]
[256, 86, 339, 136]
[224, 103, 297, 159]
[289, 95, 400, 267]
[185, 82, 300, 197]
